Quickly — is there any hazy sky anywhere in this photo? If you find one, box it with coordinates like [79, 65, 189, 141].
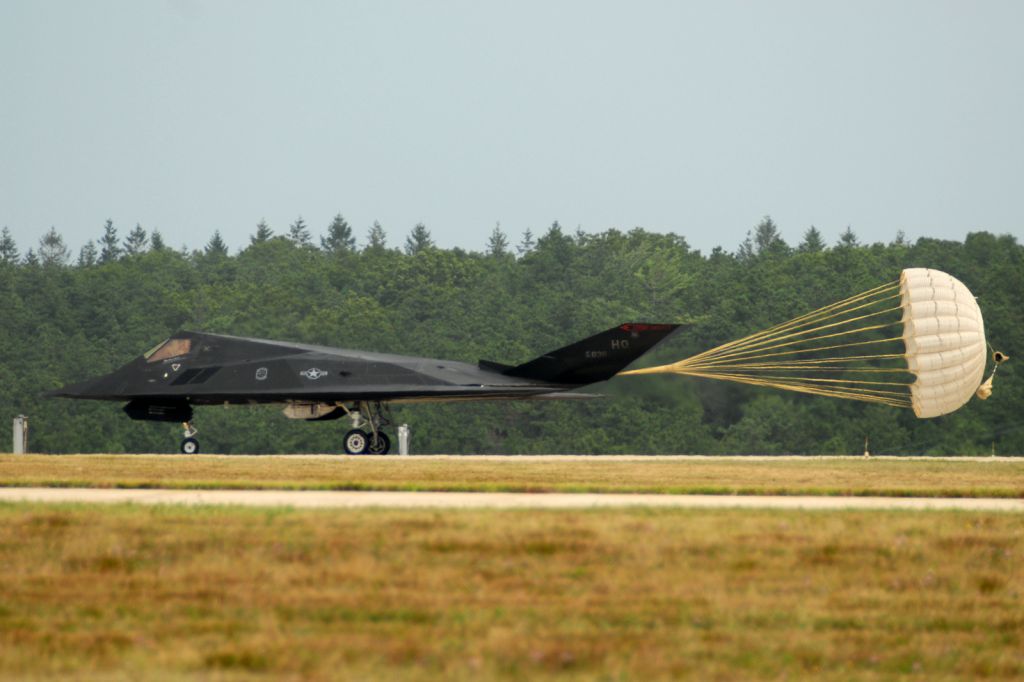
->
[2, 1, 1022, 256]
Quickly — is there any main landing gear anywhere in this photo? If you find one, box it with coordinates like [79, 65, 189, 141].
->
[172, 404, 393, 455]
[342, 401, 392, 455]
[180, 421, 199, 454]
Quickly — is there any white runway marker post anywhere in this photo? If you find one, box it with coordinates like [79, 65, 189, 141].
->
[12, 415, 28, 454]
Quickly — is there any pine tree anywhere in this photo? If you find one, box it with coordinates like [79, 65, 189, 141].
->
[321, 214, 355, 253]
[123, 223, 148, 255]
[99, 219, 121, 263]
[23, 248, 39, 266]
[205, 230, 229, 256]
[150, 229, 167, 251]
[365, 221, 388, 251]
[798, 226, 826, 253]
[837, 226, 860, 248]
[487, 223, 509, 257]
[736, 232, 755, 261]
[288, 216, 311, 246]
[78, 240, 98, 267]
[753, 215, 788, 256]
[516, 228, 535, 256]
[251, 219, 273, 244]
[0, 227, 18, 264]
[38, 227, 70, 266]
[404, 222, 434, 255]
[892, 230, 909, 247]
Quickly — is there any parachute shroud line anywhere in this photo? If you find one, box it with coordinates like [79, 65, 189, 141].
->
[620, 268, 997, 418]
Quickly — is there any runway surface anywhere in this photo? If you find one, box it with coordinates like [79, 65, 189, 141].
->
[57, 454, 1020, 462]
[1, 487, 1022, 511]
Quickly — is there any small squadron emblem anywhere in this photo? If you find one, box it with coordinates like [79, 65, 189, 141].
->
[255, 367, 268, 381]
[300, 368, 328, 380]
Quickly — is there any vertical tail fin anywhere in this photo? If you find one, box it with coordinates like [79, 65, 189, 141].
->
[494, 323, 680, 385]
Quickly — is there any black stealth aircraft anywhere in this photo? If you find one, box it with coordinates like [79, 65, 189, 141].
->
[48, 323, 679, 454]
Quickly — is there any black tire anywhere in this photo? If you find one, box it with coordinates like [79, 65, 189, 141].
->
[181, 437, 199, 455]
[344, 429, 369, 455]
[368, 432, 391, 455]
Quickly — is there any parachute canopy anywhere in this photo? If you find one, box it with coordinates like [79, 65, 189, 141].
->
[621, 268, 993, 418]
[900, 268, 986, 417]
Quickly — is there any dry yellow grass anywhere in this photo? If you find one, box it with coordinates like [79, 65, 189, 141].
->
[1, 454, 1022, 497]
[0, 504, 1021, 680]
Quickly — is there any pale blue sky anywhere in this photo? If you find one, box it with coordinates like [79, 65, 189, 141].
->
[2, 1, 1022, 255]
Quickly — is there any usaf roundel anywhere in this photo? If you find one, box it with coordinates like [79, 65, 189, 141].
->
[300, 368, 328, 380]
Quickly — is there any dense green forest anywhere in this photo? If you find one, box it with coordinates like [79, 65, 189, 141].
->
[1, 216, 1020, 455]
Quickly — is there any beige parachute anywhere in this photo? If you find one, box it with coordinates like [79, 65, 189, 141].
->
[621, 268, 1004, 418]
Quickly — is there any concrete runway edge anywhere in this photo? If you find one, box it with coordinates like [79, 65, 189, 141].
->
[1, 487, 1022, 512]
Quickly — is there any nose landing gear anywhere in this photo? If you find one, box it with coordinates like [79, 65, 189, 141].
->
[180, 421, 199, 454]
[342, 401, 392, 455]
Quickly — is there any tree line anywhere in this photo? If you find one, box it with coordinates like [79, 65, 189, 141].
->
[0, 216, 1020, 455]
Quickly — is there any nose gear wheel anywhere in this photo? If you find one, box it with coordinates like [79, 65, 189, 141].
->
[180, 421, 199, 454]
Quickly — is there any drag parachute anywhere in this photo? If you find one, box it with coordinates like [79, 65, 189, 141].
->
[621, 268, 1005, 418]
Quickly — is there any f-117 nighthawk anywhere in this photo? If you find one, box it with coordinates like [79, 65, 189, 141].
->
[48, 323, 679, 454]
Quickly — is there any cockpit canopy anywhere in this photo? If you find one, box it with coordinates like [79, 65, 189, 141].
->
[143, 338, 192, 363]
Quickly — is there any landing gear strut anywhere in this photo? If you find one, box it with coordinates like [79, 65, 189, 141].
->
[180, 421, 199, 455]
[343, 401, 392, 455]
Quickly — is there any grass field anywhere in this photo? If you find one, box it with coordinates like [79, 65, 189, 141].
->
[2, 454, 1023, 498]
[0, 503, 1021, 680]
